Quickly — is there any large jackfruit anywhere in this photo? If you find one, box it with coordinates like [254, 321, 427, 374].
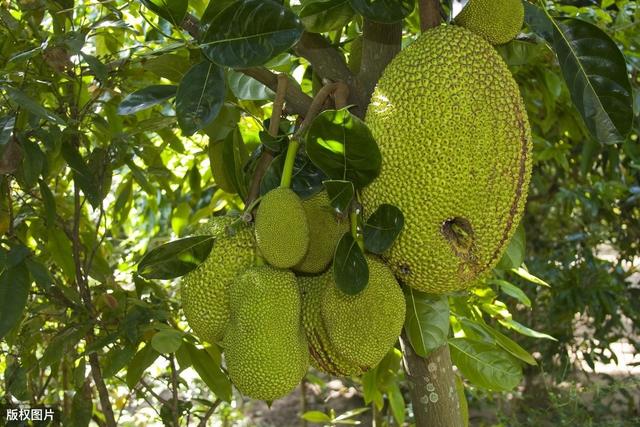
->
[362, 25, 532, 294]
[255, 188, 310, 268]
[224, 266, 309, 401]
[298, 257, 405, 376]
[294, 191, 349, 274]
[181, 217, 254, 343]
[454, 0, 524, 45]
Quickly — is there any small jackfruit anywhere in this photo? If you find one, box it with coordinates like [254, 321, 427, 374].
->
[321, 256, 405, 368]
[298, 257, 405, 376]
[362, 25, 532, 294]
[255, 188, 310, 268]
[180, 217, 254, 343]
[224, 266, 309, 401]
[294, 191, 349, 274]
[454, 0, 524, 45]
[299, 274, 366, 377]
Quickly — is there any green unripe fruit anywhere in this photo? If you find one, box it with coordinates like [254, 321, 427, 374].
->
[224, 266, 309, 401]
[181, 217, 255, 343]
[255, 188, 310, 268]
[362, 25, 532, 294]
[454, 0, 524, 45]
[294, 191, 349, 274]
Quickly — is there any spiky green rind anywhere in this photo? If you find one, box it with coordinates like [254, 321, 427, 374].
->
[299, 273, 367, 376]
[294, 191, 349, 274]
[454, 0, 524, 45]
[180, 217, 255, 344]
[255, 188, 310, 268]
[321, 256, 405, 368]
[362, 25, 532, 294]
[224, 266, 309, 401]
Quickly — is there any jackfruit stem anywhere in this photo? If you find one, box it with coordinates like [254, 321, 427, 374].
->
[280, 138, 301, 188]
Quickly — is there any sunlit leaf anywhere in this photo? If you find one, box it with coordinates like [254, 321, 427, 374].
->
[404, 289, 449, 357]
[300, 0, 354, 33]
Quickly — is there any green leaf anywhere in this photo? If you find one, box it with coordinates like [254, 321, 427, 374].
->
[0, 116, 15, 146]
[300, 0, 354, 33]
[221, 127, 250, 199]
[0, 262, 30, 340]
[498, 318, 557, 341]
[140, 0, 187, 25]
[201, 0, 303, 68]
[41, 326, 89, 368]
[404, 289, 449, 357]
[20, 139, 45, 189]
[387, 381, 405, 425]
[171, 202, 191, 236]
[524, 5, 633, 144]
[510, 266, 550, 287]
[184, 342, 232, 401]
[176, 61, 225, 136]
[39, 180, 57, 227]
[126, 344, 160, 389]
[301, 411, 332, 423]
[449, 338, 522, 392]
[46, 228, 76, 280]
[227, 70, 274, 100]
[117, 85, 177, 115]
[137, 235, 215, 280]
[348, 0, 415, 23]
[323, 180, 354, 215]
[476, 321, 537, 366]
[496, 224, 525, 271]
[260, 151, 326, 199]
[151, 328, 184, 353]
[103, 344, 137, 378]
[4, 87, 66, 125]
[489, 279, 531, 307]
[69, 383, 93, 427]
[306, 108, 381, 188]
[455, 374, 469, 427]
[60, 143, 103, 208]
[363, 204, 404, 254]
[81, 52, 108, 82]
[333, 232, 368, 295]
[142, 53, 190, 82]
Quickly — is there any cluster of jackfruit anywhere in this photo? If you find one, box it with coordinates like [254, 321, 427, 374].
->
[362, 24, 532, 294]
[180, 190, 406, 401]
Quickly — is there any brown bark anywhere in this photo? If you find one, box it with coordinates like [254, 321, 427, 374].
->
[418, 0, 444, 32]
[400, 337, 463, 427]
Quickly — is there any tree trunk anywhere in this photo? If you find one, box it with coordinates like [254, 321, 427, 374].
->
[400, 335, 463, 427]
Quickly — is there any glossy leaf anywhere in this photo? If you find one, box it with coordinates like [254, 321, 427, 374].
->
[348, 0, 415, 23]
[227, 70, 274, 100]
[117, 85, 177, 115]
[137, 235, 215, 280]
[4, 87, 65, 125]
[184, 343, 232, 401]
[260, 152, 326, 199]
[511, 266, 551, 287]
[300, 0, 354, 33]
[498, 318, 557, 341]
[306, 108, 381, 188]
[496, 224, 525, 270]
[176, 61, 225, 136]
[323, 180, 354, 215]
[363, 204, 404, 254]
[201, 0, 304, 68]
[333, 232, 368, 295]
[525, 5, 633, 144]
[449, 338, 522, 391]
[126, 344, 160, 389]
[140, 0, 187, 25]
[404, 289, 449, 357]
[0, 116, 15, 146]
[301, 411, 332, 423]
[151, 328, 184, 353]
[489, 279, 531, 307]
[477, 321, 537, 366]
[0, 261, 30, 340]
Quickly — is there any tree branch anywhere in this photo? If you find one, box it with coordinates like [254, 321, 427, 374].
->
[419, 0, 444, 32]
[238, 68, 312, 118]
[197, 399, 222, 427]
[400, 336, 463, 427]
[356, 19, 402, 116]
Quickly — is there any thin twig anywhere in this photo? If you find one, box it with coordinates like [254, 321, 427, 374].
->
[197, 399, 222, 427]
[169, 355, 180, 427]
